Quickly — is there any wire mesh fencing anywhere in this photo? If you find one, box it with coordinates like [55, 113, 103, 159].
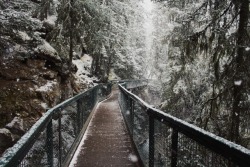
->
[118, 84, 250, 167]
[119, 86, 149, 166]
[0, 83, 112, 167]
[17, 127, 48, 167]
[152, 120, 235, 167]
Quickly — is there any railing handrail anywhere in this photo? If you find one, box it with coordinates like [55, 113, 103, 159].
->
[116, 79, 148, 89]
[0, 84, 105, 167]
[0, 80, 147, 167]
[118, 84, 250, 166]
[110, 79, 148, 83]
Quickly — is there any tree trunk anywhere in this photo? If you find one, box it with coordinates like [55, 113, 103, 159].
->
[91, 55, 96, 75]
[40, 0, 49, 20]
[106, 54, 112, 77]
[105, 44, 113, 78]
[69, 0, 74, 68]
[230, 0, 249, 143]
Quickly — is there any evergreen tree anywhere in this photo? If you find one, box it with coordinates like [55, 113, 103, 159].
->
[154, 0, 250, 146]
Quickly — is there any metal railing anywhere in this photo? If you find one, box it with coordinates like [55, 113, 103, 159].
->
[118, 84, 250, 167]
[111, 79, 148, 89]
[0, 83, 112, 167]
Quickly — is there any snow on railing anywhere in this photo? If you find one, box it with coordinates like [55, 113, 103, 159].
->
[0, 80, 147, 167]
[114, 79, 148, 89]
[118, 84, 250, 167]
[0, 83, 112, 167]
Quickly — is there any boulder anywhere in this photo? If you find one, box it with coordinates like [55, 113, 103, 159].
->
[26, 59, 46, 68]
[5, 117, 25, 136]
[35, 80, 61, 107]
[35, 40, 62, 63]
[0, 128, 13, 152]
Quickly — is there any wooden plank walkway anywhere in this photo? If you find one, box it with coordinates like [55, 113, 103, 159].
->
[69, 89, 142, 167]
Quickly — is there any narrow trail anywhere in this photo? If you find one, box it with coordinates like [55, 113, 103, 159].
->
[70, 89, 142, 167]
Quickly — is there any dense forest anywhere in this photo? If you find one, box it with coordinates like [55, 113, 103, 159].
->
[0, 0, 249, 156]
[151, 0, 250, 149]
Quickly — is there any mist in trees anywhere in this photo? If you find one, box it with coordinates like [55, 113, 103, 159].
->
[149, 0, 250, 148]
[36, 0, 250, 148]
[33, 0, 148, 81]
[1, 0, 249, 149]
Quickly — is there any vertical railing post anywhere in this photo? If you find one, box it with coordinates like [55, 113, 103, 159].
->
[82, 97, 86, 125]
[95, 86, 99, 104]
[123, 83, 127, 89]
[93, 87, 96, 105]
[58, 111, 62, 167]
[124, 93, 127, 115]
[149, 113, 155, 167]
[46, 119, 53, 167]
[130, 98, 134, 137]
[126, 95, 129, 120]
[77, 99, 83, 133]
[171, 128, 178, 167]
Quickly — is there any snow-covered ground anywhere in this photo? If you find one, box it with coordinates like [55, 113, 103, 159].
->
[73, 54, 98, 90]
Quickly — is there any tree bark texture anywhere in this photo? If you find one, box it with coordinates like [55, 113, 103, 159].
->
[230, 0, 249, 143]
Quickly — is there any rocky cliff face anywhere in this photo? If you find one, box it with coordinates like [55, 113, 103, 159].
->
[0, 0, 93, 155]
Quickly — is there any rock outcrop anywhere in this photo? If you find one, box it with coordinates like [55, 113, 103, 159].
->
[35, 40, 62, 63]
[0, 128, 13, 155]
[0, 0, 84, 155]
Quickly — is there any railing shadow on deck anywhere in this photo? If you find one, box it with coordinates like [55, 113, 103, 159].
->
[0, 83, 112, 167]
[118, 84, 250, 167]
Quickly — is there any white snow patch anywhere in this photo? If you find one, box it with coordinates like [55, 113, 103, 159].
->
[45, 15, 57, 26]
[37, 40, 56, 54]
[226, 26, 237, 38]
[126, 110, 130, 115]
[81, 54, 92, 62]
[128, 153, 138, 162]
[0, 128, 11, 136]
[36, 81, 57, 92]
[18, 31, 31, 41]
[73, 54, 98, 88]
[40, 102, 48, 109]
[73, 59, 88, 76]
[36, 40, 61, 62]
[234, 80, 242, 86]
[6, 117, 24, 132]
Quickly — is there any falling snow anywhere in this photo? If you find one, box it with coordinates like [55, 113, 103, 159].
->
[128, 153, 138, 163]
[234, 80, 242, 86]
